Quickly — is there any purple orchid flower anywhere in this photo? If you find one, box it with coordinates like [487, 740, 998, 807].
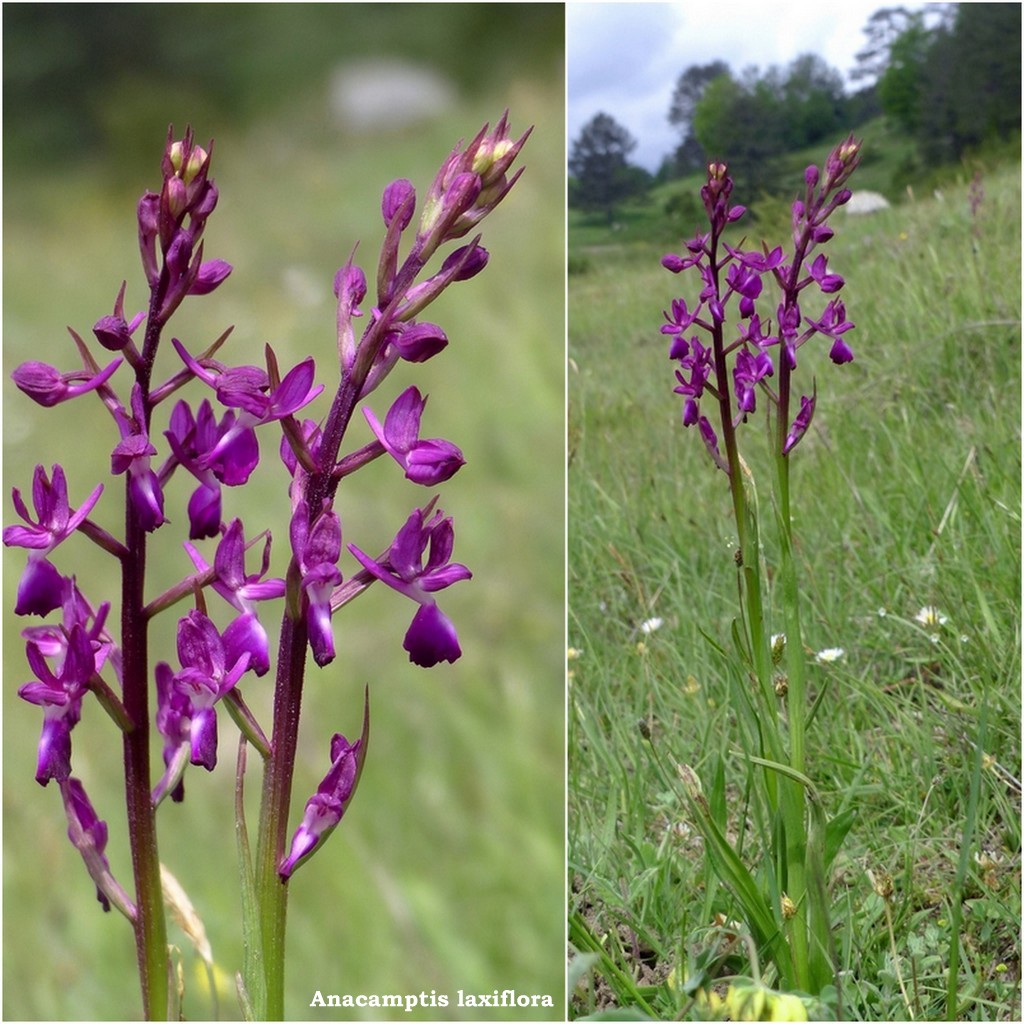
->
[155, 662, 191, 803]
[672, 338, 714, 428]
[726, 261, 764, 319]
[777, 302, 803, 370]
[733, 348, 774, 416]
[363, 386, 465, 486]
[172, 340, 322, 421]
[4, 465, 104, 616]
[396, 248, 490, 324]
[165, 396, 262, 532]
[290, 500, 343, 667]
[661, 297, 703, 339]
[737, 313, 779, 353]
[279, 694, 369, 880]
[60, 778, 122, 914]
[698, 415, 729, 474]
[661, 249, 702, 274]
[808, 253, 844, 294]
[164, 399, 226, 538]
[172, 610, 251, 770]
[111, 386, 166, 533]
[805, 299, 855, 364]
[348, 503, 471, 667]
[783, 392, 817, 455]
[183, 519, 285, 675]
[18, 622, 96, 784]
[21, 583, 116, 685]
[171, 340, 323, 475]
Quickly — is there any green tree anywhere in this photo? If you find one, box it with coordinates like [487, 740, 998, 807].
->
[881, 3, 1021, 164]
[781, 54, 846, 149]
[665, 61, 731, 178]
[568, 112, 644, 222]
[668, 60, 731, 133]
[878, 12, 932, 133]
[946, 2, 1021, 150]
[692, 72, 784, 197]
[851, 6, 920, 84]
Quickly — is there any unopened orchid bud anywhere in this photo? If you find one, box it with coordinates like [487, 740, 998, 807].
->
[419, 171, 481, 243]
[333, 262, 367, 305]
[188, 259, 232, 296]
[440, 244, 488, 282]
[93, 282, 145, 351]
[164, 174, 189, 220]
[12, 358, 121, 408]
[389, 321, 448, 363]
[169, 139, 209, 186]
[382, 178, 415, 229]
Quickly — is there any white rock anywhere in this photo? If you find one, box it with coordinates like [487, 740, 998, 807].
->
[328, 59, 456, 133]
[844, 190, 891, 215]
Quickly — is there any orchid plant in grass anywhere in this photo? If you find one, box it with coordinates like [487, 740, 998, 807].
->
[5, 115, 528, 1020]
[659, 137, 860, 1008]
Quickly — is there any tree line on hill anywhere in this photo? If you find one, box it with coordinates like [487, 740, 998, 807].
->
[569, 3, 1021, 221]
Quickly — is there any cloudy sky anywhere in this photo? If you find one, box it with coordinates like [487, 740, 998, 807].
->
[568, 0, 932, 171]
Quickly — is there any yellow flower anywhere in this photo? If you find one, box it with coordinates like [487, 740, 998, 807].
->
[725, 981, 767, 1020]
[767, 991, 809, 1021]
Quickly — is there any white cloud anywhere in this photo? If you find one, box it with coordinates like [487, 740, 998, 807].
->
[568, 0, 930, 171]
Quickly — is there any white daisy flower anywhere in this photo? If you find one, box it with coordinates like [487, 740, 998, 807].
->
[914, 606, 948, 627]
[815, 647, 845, 664]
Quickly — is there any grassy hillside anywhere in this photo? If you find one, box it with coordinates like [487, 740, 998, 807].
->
[568, 153, 1021, 1021]
[568, 117, 1017, 259]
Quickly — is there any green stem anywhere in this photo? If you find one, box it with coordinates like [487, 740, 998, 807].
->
[774, 451, 808, 988]
[252, 608, 308, 1019]
[775, 441, 840, 991]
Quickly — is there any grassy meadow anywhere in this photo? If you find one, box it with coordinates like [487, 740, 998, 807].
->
[3, 8, 565, 1021]
[568, 154, 1021, 1020]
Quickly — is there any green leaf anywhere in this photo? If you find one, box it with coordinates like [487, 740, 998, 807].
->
[234, 738, 263, 1022]
[823, 807, 856, 871]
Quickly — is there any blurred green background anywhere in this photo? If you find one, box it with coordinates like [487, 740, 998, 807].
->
[3, 4, 565, 1020]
